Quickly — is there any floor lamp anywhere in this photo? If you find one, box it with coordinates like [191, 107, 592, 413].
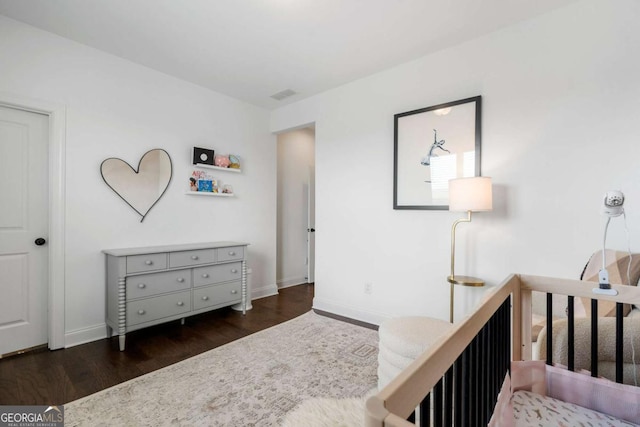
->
[447, 176, 493, 323]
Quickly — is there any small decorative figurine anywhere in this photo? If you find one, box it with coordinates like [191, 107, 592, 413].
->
[214, 155, 231, 168]
[229, 155, 241, 169]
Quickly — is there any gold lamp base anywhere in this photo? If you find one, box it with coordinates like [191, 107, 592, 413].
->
[447, 275, 485, 287]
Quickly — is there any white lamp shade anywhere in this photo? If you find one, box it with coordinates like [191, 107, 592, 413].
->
[448, 177, 493, 212]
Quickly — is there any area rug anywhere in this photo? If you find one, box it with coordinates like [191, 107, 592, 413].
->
[64, 311, 379, 426]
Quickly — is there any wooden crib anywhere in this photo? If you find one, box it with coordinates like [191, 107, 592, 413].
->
[365, 274, 640, 426]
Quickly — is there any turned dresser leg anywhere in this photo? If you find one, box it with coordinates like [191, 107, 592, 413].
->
[242, 260, 247, 315]
[118, 276, 126, 351]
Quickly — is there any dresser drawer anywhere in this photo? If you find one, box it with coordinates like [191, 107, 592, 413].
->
[217, 246, 244, 262]
[193, 282, 241, 310]
[169, 249, 216, 268]
[193, 262, 242, 286]
[126, 253, 167, 274]
[126, 270, 191, 300]
[126, 291, 191, 326]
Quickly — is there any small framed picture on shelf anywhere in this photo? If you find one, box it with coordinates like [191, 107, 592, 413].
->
[193, 147, 215, 166]
[198, 179, 213, 192]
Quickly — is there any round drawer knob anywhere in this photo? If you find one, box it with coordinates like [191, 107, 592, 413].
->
[137, 283, 146, 289]
[201, 296, 209, 301]
[138, 309, 146, 315]
[229, 251, 236, 256]
[231, 290, 238, 294]
[177, 301, 184, 306]
[177, 278, 185, 283]
[144, 260, 153, 265]
[202, 273, 209, 278]
[231, 269, 238, 274]
[191, 255, 199, 260]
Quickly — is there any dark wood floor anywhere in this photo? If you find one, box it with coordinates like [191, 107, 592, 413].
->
[0, 284, 313, 406]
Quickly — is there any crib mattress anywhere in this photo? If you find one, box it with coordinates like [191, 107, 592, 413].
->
[512, 390, 637, 426]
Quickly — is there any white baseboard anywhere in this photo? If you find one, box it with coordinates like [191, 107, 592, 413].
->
[312, 297, 390, 327]
[252, 283, 279, 300]
[65, 323, 107, 348]
[277, 276, 307, 289]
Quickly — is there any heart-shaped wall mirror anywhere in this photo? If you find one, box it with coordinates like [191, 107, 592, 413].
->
[100, 149, 172, 222]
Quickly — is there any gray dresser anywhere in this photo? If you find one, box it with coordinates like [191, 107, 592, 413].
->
[104, 241, 248, 350]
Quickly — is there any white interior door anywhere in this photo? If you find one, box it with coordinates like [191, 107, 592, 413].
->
[307, 166, 315, 283]
[0, 105, 49, 355]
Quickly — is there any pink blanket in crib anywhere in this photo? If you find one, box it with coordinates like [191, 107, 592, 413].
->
[489, 360, 640, 426]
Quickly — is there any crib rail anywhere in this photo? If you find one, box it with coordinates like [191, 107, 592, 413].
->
[365, 274, 640, 427]
[520, 275, 640, 383]
[365, 274, 517, 427]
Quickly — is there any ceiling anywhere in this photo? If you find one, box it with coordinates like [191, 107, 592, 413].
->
[0, 0, 577, 109]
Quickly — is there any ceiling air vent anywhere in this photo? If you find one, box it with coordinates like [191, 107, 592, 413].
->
[270, 89, 297, 101]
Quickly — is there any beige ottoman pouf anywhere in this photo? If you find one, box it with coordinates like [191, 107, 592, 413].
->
[378, 316, 453, 389]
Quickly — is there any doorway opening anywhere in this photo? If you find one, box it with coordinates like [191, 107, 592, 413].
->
[276, 127, 315, 289]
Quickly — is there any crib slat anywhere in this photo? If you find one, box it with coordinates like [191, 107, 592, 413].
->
[568, 295, 575, 371]
[498, 297, 512, 380]
[484, 325, 491, 422]
[616, 302, 623, 383]
[489, 311, 497, 419]
[498, 299, 505, 385]
[489, 316, 500, 411]
[503, 297, 510, 377]
[546, 293, 553, 365]
[479, 328, 487, 424]
[461, 343, 471, 426]
[453, 358, 461, 426]
[470, 337, 477, 426]
[433, 377, 443, 427]
[591, 299, 598, 377]
[495, 299, 510, 421]
[469, 336, 478, 425]
[496, 300, 509, 414]
[419, 393, 430, 427]
[443, 367, 453, 426]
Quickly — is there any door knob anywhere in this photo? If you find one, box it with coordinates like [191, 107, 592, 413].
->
[35, 238, 47, 246]
[307, 228, 315, 232]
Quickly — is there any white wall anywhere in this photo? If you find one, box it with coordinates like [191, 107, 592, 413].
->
[276, 128, 315, 288]
[0, 15, 277, 346]
[271, 0, 640, 324]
